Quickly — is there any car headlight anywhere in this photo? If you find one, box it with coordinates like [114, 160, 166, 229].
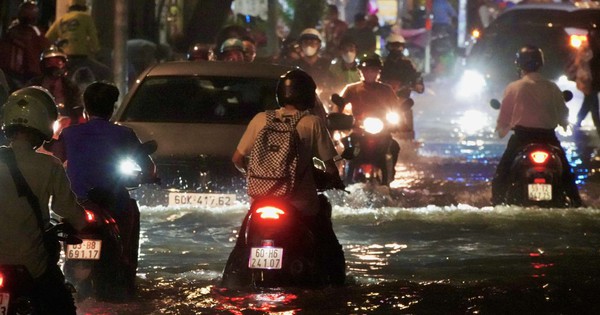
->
[363, 117, 384, 134]
[386, 112, 400, 124]
[119, 158, 141, 176]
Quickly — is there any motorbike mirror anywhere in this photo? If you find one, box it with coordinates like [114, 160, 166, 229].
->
[331, 94, 346, 108]
[490, 99, 501, 110]
[327, 112, 354, 130]
[562, 90, 573, 102]
[140, 140, 158, 155]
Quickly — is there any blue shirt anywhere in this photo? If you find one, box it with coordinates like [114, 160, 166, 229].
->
[433, 0, 457, 25]
[58, 118, 143, 198]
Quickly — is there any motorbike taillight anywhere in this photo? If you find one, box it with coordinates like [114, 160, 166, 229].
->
[255, 206, 285, 220]
[530, 151, 549, 164]
[0, 272, 4, 288]
[85, 210, 96, 223]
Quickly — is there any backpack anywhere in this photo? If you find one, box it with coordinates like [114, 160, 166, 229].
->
[247, 110, 307, 198]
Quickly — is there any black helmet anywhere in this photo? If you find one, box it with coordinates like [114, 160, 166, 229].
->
[276, 69, 316, 110]
[83, 81, 120, 118]
[515, 45, 544, 72]
[357, 53, 382, 68]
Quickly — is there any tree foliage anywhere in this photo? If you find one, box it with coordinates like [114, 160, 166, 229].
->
[285, 0, 326, 38]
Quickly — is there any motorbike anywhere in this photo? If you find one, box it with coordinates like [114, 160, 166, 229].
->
[490, 91, 579, 207]
[1, 222, 80, 315]
[221, 114, 352, 289]
[221, 170, 347, 289]
[63, 140, 159, 301]
[331, 94, 413, 185]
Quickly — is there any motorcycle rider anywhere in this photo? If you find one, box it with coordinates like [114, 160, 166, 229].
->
[232, 69, 346, 284]
[0, 86, 86, 314]
[0, 1, 50, 89]
[328, 37, 361, 94]
[45, 0, 112, 82]
[492, 45, 583, 207]
[50, 81, 156, 296]
[292, 28, 334, 92]
[339, 53, 402, 183]
[27, 45, 84, 136]
[217, 38, 245, 62]
[380, 33, 425, 99]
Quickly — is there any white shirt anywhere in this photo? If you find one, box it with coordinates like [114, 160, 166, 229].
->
[496, 72, 569, 138]
[236, 108, 337, 215]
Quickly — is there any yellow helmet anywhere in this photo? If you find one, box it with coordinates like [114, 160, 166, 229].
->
[2, 86, 58, 140]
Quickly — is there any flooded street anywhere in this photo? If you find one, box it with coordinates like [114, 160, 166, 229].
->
[75, 79, 600, 314]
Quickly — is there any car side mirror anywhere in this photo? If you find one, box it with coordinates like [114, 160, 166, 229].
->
[327, 112, 354, 130]
[490, 99, 501, 110]
[140, 140, 158, 155]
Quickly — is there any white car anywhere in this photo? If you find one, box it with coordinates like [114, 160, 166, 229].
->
[113, 61, 293, 205]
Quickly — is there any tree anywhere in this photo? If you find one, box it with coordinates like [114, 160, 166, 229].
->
[287, 0, 326, 38]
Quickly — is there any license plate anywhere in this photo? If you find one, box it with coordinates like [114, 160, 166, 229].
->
[249, 247, 283, 269]
[528, 183, 552, 201]
[66, 239, 102, 260]
[168, 193, 236, 207]
[1, 292, 9, 315]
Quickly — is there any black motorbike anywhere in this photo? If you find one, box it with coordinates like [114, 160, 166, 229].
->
[490, 92, 579, 207]
[221, 170, 346, 289]
[221, 113, 352, 289]
[63, 141, 158, 301]
[1, 222, 80, 315]
[331, 94, 412, 185]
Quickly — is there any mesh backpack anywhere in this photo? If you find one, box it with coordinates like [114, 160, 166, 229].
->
[247, 110, 308, 198]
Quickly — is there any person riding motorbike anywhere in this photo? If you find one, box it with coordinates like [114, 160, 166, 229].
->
[339, 53, 402, 183]
[49, 81, 156, 296]
[0, 1, 50, 89]
[0, 86, 86, 314]
[27, 45, 84, 136]
[232, 69, 346, 284]
[217, 38, 245, 62]
[380, 33, 424, 99]
[45, 0, 112, 82]
[292, 28, 334, 93]
[491, 45, 583, 207]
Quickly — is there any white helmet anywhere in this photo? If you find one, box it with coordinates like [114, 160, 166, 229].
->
[2, 86, 58, 140]
[386, 33, 406, 44]
[385, 33, 406, 44]
[299, 28, 323, 42]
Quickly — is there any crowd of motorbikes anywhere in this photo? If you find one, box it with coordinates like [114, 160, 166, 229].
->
[0, 62, 589, 314]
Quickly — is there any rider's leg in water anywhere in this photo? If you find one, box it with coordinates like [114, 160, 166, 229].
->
[308, 195, 345, 285]
[492, 134, 523, 205]
[33, 265, 77, 315]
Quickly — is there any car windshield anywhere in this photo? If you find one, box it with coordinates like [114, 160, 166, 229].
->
[493, 9, 600, 29]
[120, 75, 280, 124]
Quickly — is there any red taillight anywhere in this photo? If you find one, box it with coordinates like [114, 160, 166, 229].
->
[530, 151, 549, 164]
[85, 210, 96, 223]
[256, 206, 285, 220]
[0, 272, 4, 288]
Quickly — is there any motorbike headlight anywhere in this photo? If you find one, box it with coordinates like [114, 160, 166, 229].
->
[386, 112, 400, 124]
[363, 117, 384, 134]
[119, 158, 141, 176]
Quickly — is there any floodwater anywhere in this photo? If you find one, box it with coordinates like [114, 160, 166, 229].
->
[75, 79, 600, 314]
